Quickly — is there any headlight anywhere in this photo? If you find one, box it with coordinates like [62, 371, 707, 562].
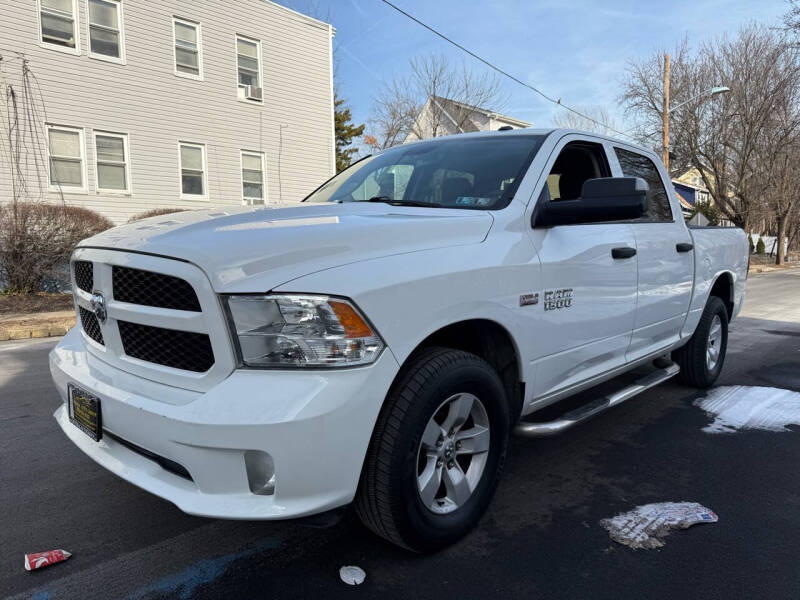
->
[224, 294, 385, 368]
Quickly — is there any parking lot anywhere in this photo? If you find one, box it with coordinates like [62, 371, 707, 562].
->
[2, 270, 799, 600]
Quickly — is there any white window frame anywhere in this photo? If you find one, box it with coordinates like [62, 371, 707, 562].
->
[93, 130, 131, 194]
[46, 124, 88, 193]
[235, 34, 263, 104]
[178, 141, 208, 200]
[173, 17, 203, 80]
[37, 0, 81, 55]
[240, 150, 267, 205]
[85, 0, 125, 64]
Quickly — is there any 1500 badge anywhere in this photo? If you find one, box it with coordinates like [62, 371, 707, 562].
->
[544, 288, 573, 311]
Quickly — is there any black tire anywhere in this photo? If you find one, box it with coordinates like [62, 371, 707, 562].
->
[355, 347, 510, 552]
[673, 296, 729, 388]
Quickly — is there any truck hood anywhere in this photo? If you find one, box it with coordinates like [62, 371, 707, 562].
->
[81, 203, 493, 292]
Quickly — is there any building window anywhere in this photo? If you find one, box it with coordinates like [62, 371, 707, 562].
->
[179, 142, 206, 198]
[173, 18, 202, 78]
[86, 0, 124, 61]
[39, 0, 79, 52]
[241, 151, 266, 204]
[236, 36, 262, 101]
[47, 125, 86, 191]
[94, 132, 130, 192]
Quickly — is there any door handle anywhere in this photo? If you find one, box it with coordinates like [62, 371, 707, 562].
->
[676, 242, 694, 253]
[611, 247, 637, 259]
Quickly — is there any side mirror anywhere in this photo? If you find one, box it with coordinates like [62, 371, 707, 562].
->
[532, 177, 648, 227]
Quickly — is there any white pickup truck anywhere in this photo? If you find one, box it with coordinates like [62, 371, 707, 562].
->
[51, 129, 748, 552]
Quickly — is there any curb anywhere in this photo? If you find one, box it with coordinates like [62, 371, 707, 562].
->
[0, 315, 76, 341]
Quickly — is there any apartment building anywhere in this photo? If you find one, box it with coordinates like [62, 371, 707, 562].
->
[0, 0, 335, 223]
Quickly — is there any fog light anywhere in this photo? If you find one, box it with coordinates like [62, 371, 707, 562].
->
[244, 450, 275, 495]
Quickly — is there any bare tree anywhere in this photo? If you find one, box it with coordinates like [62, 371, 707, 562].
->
[619, 38, 694, 174]
[621, 25, 800, 237]
[551, 104, 618, 136]
[367, 53, 505, 150]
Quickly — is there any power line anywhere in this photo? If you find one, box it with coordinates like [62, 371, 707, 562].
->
[379, 0, 633, 139]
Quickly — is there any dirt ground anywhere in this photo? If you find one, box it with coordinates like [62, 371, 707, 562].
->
[0, 293, 74, 315]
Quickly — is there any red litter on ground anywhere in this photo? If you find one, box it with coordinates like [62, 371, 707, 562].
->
[24, 549, 72, 571]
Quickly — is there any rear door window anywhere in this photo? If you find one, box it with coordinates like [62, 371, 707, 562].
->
[614, 148, 673, 222]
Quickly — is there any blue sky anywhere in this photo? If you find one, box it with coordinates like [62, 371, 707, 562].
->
[279, 0, 788, 135]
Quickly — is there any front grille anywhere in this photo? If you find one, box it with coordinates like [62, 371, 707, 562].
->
[79, 306, 104, 345]
[113, 266, 201, 312]
[74, 261, 93, 292]
[105, 431, 193, 481]
[118, 320, 214, 372]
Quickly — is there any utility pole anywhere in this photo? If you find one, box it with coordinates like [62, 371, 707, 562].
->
[662, 53, 670, 172]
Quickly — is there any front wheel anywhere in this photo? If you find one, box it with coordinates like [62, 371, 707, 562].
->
[355, 347, 510, 552]
[673, 295, 729, 388]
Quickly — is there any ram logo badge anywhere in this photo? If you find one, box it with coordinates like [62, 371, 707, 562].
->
[519, 293, 539, 307]
[544, 288, 573, 311]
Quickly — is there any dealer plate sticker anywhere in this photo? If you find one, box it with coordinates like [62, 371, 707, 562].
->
[68, 384, 102, 441]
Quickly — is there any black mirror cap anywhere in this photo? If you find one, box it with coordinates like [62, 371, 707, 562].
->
[533, 177, 648, 227]
[581, 176, 648, 199]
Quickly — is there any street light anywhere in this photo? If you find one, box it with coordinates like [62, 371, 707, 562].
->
[668, 86, 730, 114]
[661, 52, 729, 170]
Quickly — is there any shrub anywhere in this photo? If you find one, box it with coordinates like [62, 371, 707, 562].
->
[749, 235, 755, 253]
[756, 237, 766, 254]
[0, 203, 113, 294]
[128, 207, 187, 223]
[690, 200, 720, 226]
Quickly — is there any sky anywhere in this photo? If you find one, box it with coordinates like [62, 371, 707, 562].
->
[278, 0, 789, 137]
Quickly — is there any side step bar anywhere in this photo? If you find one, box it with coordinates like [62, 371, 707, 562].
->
[514, 363, 680, 438]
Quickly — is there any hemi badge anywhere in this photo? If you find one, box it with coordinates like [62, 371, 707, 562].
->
[520, 293, 539, 307]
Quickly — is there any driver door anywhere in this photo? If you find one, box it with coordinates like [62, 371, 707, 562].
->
[527, 136, 638, 400]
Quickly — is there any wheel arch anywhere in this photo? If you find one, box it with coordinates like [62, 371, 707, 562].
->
[393, 319, 525, 423]
[709, 271, 735, 321]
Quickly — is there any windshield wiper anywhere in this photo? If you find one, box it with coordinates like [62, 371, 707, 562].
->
[366, 196, 442, 208]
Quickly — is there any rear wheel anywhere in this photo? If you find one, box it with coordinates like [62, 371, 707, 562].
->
[355, 347, 510, 552]
[673, 296, 729, 388]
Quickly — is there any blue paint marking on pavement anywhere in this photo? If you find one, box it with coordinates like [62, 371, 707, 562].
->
[32, 590, 52, 600]
[126, 539, 280, 600]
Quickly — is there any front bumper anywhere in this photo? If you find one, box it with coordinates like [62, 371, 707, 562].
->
[50, 327, 400, 519]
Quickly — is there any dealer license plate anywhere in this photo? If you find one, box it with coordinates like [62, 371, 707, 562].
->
[68, 384, 102, 441]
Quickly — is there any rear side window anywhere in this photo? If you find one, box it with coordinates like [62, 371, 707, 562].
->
[614, 148, 673, 222]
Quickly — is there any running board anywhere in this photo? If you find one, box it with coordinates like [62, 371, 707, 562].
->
[514, 363, 680, 438]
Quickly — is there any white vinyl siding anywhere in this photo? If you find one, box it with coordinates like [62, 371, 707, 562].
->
[1, 0, 336, 223]
[179, 142, 207, 199]
[236, 35, 262, 101]
[173, 17, 202, 79]
[39, 0, 80, 53]
[47, 125, 86, 192]
[241, 150, 266, 204]
[87, 0, 124, 62]
[94, 131, 130, 193]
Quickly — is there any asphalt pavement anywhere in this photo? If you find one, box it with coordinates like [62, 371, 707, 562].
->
[2, 270, 799, 599]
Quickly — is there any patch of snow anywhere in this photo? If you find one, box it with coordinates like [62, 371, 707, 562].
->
[600, 502, 718, 550]
[695, 386, 800, 434]
[339, 565, 366, 585]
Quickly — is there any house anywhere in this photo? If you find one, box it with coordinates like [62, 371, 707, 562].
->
[673, 168, 736, 227]
[0, 0, 335, 224]
[404, 96, 531, 143]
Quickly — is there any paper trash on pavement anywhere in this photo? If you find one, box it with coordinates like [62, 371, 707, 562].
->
[339, 565, 366, 585]
[600, 502, 718, 549]
[24, 549, 72, 571]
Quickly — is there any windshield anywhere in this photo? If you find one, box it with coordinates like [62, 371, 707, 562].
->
[303, 135, 545, 210]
